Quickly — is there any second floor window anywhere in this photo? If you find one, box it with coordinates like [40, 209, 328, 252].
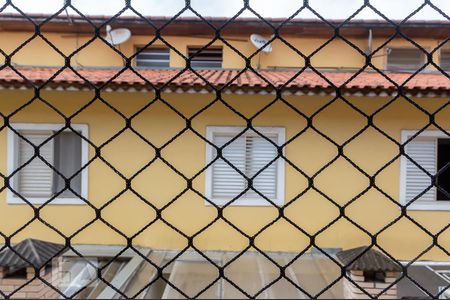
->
[386, 48, 425, 71]
[440, 49, 450, 71]
[188, 47, 223, 68]
[136, 47, 170, 68]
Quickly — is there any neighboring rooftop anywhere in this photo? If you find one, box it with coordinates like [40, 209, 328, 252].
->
[0, 13, 449, 38]
[337, 246, 403, 272]
[0, 239, 66, 273]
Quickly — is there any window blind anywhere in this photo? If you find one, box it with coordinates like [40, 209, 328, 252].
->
[188, 47, 223, 68]
[17, 130, 55, 198]
[244, 135, 278, 199]
[136, 48, 170, 68]
[211, 133, 278, 201]
[405, 138, 436, 203]
[15, 130, 82, 199]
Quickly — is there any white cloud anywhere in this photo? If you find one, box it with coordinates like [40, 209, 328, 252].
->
[0, 0, 448, 20]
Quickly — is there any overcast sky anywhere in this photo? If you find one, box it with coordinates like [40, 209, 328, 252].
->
[0, 0, 449, 20]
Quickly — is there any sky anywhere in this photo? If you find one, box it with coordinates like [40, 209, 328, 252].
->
[0, 0, 449, 20]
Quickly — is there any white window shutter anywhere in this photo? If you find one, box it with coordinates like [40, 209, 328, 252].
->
[212, 135, 246, 199]
[17, 130, 54, 198]
[405, 138, 436, 203]
[245, 135, 278, 200]
[211, 133, 278, 201]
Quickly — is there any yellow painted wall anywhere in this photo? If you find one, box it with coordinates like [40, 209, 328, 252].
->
[0, 31, 444, 70]
[0, 90, 448, 261]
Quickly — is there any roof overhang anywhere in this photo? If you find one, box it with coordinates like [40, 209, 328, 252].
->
[0, 14, 449, 39]
[0, 67, 447, 98]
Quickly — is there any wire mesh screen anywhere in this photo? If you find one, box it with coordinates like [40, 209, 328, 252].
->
[0, 0, 449, 299]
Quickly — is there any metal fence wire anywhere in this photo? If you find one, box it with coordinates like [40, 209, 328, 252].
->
[0, 0, 449, 299]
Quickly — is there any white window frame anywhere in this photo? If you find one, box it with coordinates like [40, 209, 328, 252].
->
[400, 130, 450, 211]
[205, 126, 285, 206]
[7, 123, 89, 205]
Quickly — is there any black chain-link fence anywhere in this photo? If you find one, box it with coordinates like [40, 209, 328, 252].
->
[0, 0, 449, 299]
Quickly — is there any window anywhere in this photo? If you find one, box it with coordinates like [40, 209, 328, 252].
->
[386, 48, 425, 71]
[363, 271, 386, 283]
[400, 130, 450, 210]
[7, 124, 88, 204]
[205, 126, 285, 206]
[135, 47, 170, 68]
[440, 49, 450, 71]
[187, 47, 223, 68]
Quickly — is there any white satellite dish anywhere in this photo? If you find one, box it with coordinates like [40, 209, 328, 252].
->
[105, 25, 131, 46]
[250, 34, 273, 53]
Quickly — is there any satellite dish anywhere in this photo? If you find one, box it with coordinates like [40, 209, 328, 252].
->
[105, 25, 131, 46]
[250, 34, 273, 53]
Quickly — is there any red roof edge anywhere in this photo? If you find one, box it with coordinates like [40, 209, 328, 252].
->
[0, 66, 448, 96]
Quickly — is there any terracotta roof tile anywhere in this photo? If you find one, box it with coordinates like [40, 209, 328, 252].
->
[0, 66, 448, 95]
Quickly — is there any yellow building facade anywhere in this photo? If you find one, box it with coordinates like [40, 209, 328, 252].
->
[0, 15, 448, 261]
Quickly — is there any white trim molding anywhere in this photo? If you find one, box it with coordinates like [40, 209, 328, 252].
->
[7, 123, 89, 205]
[205, 126, 285, 207]
[400, 130, 450, 211]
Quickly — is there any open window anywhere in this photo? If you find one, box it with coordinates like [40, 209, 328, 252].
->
[400, 130, 450, 210]
[205, 126, 285, 206]
[7, 123, 89, 204]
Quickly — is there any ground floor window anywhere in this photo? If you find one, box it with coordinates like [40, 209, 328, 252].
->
[205, 126, 285, 206]
[401, 130, 450, 210]
[7, 123, 89, 205]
